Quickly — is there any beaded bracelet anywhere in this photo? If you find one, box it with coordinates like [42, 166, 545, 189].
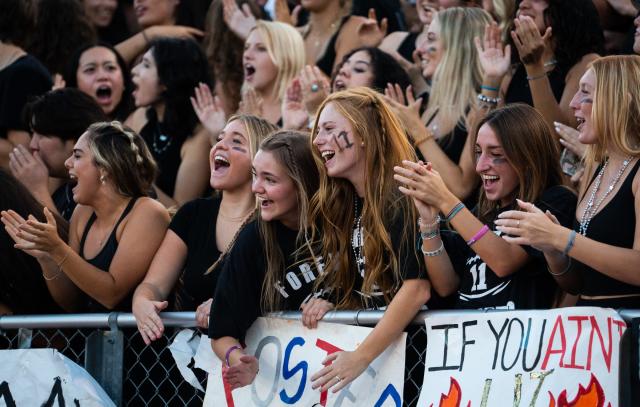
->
[418, 216, 440, 229]
[421, 241, 445, 257]
[421, 229, 440, 240]
[477, 94, 501, 105]
[225, 345, 243, 367]
[445, 202, 465, 222]
[466, 225, 490, 246]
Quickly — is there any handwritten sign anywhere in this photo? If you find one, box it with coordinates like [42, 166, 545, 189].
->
[0, 349, 115, 406]
[200, 317, 407, 406]
[418, 307, 625, 406]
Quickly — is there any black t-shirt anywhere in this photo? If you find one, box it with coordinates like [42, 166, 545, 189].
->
[168, 197, 223, 310]
[208, 220, 321, 341]
[442, 185, 576, 310]
[52, 182, 77, 221]
[349, 198, 427, 309]
[0, 55, 52, 138]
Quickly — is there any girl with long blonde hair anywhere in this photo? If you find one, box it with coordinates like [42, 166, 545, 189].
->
[307, 87, 431, 392]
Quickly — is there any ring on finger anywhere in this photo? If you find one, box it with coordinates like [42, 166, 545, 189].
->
[310, 83, 319, 93]
[335, 375, 342, 382]
[517, 220, 520, 227]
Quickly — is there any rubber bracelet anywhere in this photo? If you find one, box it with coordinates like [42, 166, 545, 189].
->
[445, 202, 465, 222]
[225, 345, 242, 367]
[562, 230, 576, 256]
[421, 240, 445, 257]
[481, 85, 499, 92]
[466, 224, 490, 246]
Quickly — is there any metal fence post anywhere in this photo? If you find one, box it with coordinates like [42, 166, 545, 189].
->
[84, 312, 124, 406]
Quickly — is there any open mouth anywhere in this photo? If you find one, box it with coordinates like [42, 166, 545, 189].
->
[576, 117, 586, 131]
[321, 150, 335, 163]
[258, 197, 273, 209]
[244, 64, 256, 81]
[481, 174, 499, 189]
[333, 79, 346, 91]
[96, 85, 113, 103]
[135, 6, 147, 18]
[213, 155, 230, 172]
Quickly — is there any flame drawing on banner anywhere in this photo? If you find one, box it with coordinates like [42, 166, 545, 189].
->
[548, 374, 609, 407]
[429, 377, 470, 407]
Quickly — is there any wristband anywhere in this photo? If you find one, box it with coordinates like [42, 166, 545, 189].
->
[225, 344, 243, 367]
[466, 224, 490, 246]
[421, 240, 445, 257]
[562, 230, 576, 256]
[445, 202, 465, 222]
[481, 85, 499, 92]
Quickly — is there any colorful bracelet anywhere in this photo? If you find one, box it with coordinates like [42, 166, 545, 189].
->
[225, 345, 243, 367]
[466, 224, 490, 246]
[480, 85, 499, 92]
[445, 202, 465, 222]
[562, 230, 576, 256]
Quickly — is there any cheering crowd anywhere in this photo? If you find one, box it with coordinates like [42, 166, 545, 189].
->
[1, 0, 640, 398]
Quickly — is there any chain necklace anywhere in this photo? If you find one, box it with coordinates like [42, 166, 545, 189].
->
[351, 196, 365, 275]
[152, 120, 172, 156]
[579, 156, 633, 236]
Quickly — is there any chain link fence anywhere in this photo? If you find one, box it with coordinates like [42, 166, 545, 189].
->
[1, 310, 638, 406]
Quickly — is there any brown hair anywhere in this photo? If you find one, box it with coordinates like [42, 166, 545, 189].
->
[474, 104, 563, 222]
[258, 130, 319, 312]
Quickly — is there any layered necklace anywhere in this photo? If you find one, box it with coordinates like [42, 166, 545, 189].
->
[579, 156, 633, 236]
[152, 120, 172, 156]
[352, 196, 365, 275]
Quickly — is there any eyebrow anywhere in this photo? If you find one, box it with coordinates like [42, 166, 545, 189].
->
[353, 60, 370, 65]
[475, 144, 503, 150]
[72, 148, 84, 154]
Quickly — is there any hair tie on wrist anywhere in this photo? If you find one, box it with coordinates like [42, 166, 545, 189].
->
[225, 345, 243, 367]
[480, 85, 499, 92]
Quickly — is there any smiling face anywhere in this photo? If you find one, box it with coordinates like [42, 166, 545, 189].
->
[133, 0, 178, 28]
[30, 133, 75, 178]
[569, 68, 596, 145]
[64, 132, 103, 204]
[475, 123, 519, 207]
[76, 46, 125, 116]
[516, 0, 548, 32]
[333, 50, 374, 92]
[83, 0, 118, 28]
[209, 120, 253, 191]
[131, 49, 164, 108]
[417, 15, 443, 79]
[313, 102, 366, 189]
[243, 30, 278, 95]
[252, 150, 299, 228]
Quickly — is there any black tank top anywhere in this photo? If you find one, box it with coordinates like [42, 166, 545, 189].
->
[316, 16, 350, 77]
[505, 63, 566, 106]
[575, 159, 640, 308]
[397, 32, 418, 62]
[79, 198, 137, 311]
[139, 108, 182, 197]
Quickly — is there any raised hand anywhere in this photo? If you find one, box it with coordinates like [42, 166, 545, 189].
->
[554, 121, 586, 158]
[394, 160, 452, 212]
[299, 65, 330, 115]
[511, 15, 551, 67]
[282, 78, 310, 130]
[1, 210, 48, 259]
[275, 0, 302, 27]
[475, 22, 511, 81]
[9, 145, 50, 195]
[13, 207, 65, 254]
[147, 25, 205, 41]
[356, 8, 388, 48]
[222, 0, 257, 41]
[384, 84, 424, 141]
[191, 82, 226, 136]
[239, 86, 263, 117]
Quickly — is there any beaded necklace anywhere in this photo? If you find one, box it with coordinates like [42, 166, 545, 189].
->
[579, 156, 633, 236]
[352, 196, 365, 275]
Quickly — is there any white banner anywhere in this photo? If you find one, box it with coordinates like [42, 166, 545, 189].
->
[418, 307, 625, 407]
[0, 349, 115, 406]
[200, 317, 407, 406]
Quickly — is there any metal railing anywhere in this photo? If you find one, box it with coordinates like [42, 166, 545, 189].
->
[1, 309, 639, 406]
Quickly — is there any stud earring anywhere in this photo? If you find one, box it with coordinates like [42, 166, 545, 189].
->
[100, 175, 106, 184]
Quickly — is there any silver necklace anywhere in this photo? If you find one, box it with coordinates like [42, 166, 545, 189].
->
[352, 197, 364, 274]
[579, 156, 633, 236]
